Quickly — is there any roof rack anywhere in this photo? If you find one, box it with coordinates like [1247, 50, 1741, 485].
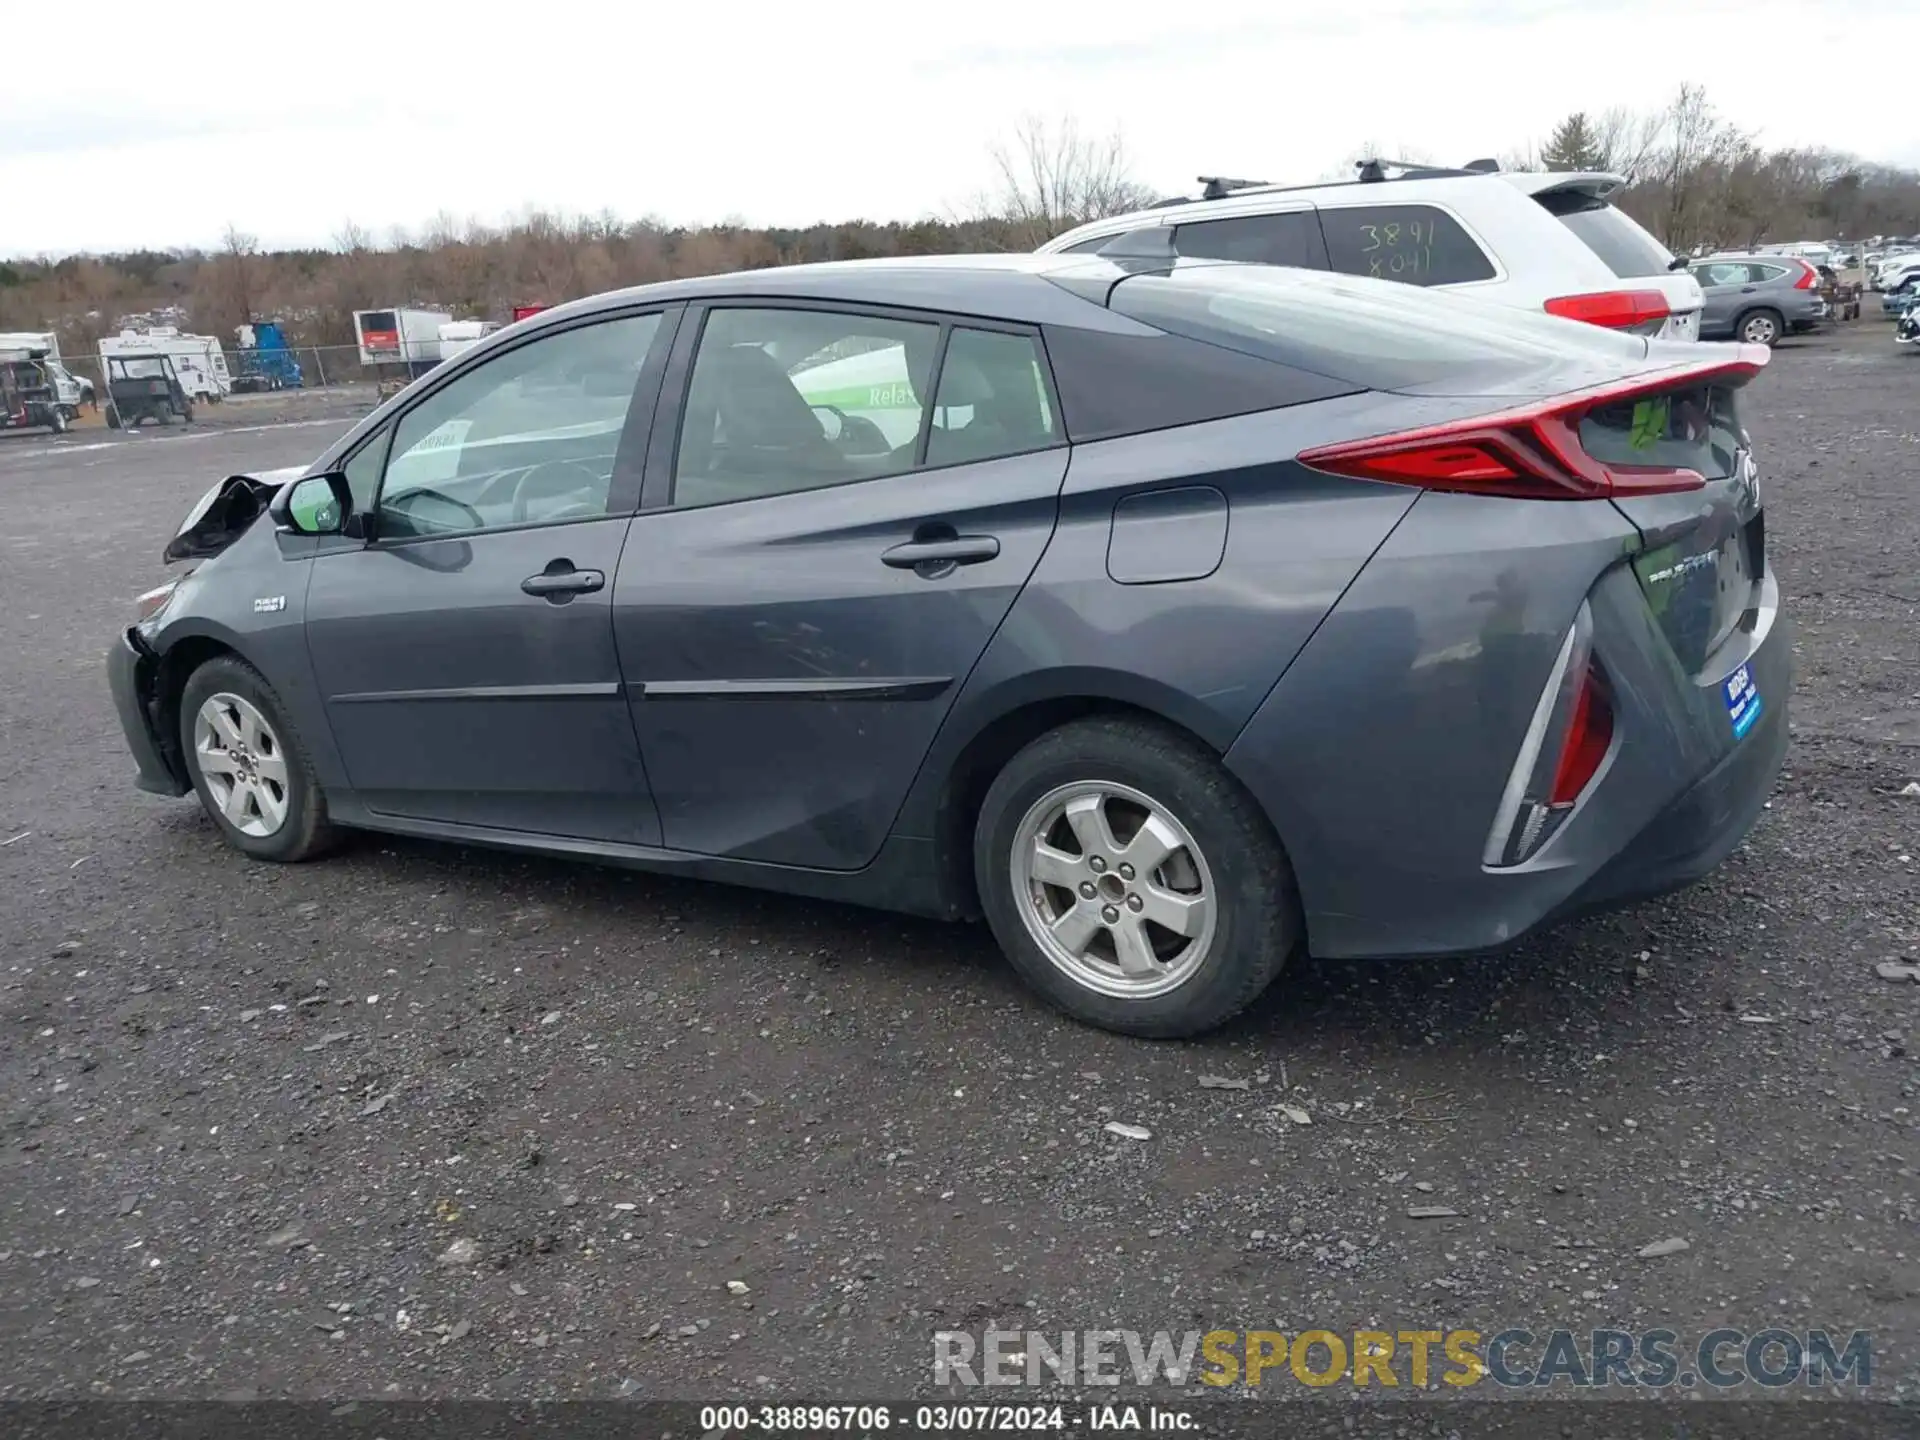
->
[1356, 157, 1491, 183]
[1163, 158, 1503, 208]
[1198, 175, 1270, 201]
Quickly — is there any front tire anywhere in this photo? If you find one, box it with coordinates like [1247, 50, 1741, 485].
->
[974, 716, 1299, 1038]
[179, 656, 335, 862]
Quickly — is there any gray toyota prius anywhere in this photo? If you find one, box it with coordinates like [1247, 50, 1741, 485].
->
[107, 249, 1789, 1038]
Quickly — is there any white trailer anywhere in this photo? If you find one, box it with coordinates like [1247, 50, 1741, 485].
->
[0, 331, 91, 414]
[354, 308, 453, 368]
[437, 319, 500, 363]
[0, 330, 61, 360]
[100, 328, 231, 401]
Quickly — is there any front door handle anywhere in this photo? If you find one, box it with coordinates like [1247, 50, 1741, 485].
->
[880, 535, 1000, 569]
[521, 562, 605, 602]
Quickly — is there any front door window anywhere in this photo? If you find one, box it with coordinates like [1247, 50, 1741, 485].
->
[377, 313, 663, 538]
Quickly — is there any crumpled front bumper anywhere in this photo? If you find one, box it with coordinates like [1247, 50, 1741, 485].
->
[107, 628, 189, 797]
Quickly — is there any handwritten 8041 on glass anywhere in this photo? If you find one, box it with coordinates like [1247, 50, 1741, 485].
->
[1355, 217, 1442, 279]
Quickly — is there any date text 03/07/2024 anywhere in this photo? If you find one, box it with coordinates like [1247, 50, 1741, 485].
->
[696, 1404, 1194, 1432]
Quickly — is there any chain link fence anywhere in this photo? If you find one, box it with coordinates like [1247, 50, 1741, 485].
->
[70, 344, 433, 398]
[8, 344, 430, 433]
[25, 346, 457, 431]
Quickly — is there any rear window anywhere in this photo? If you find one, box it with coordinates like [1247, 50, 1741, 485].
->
[1534, 191, 1677, 279]
[1580, 383, 1742, 482]
[1108, 263, 1645, 391]
[1319, 204, 1496, 286]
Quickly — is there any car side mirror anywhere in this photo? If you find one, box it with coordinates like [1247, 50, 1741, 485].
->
[270, 472, 353, 536]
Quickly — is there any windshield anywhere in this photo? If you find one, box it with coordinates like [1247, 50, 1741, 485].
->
[115, 357, 169, 379]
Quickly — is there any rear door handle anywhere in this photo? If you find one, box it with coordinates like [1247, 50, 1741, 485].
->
[521, 563, 605, 600]
[880, 536, 1000, 569]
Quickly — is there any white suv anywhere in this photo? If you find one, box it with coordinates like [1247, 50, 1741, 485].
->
[1040, 163, 1704, 342]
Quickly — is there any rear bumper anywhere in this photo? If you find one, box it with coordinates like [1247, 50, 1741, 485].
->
[107, 629, 189, 797]
[1545, 678, 1786, 921]
[1224, 491, 1792, 961]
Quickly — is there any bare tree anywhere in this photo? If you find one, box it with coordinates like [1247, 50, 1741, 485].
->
[1645, 84, 1751, 251]
[980, 116, 1159, 249]
[1590, 105, 1666, 180]
[221, 223, 259, 325]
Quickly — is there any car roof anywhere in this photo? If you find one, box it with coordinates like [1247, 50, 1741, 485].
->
[521, 253, 1130, 331]
[1043, 167, 1631, 245]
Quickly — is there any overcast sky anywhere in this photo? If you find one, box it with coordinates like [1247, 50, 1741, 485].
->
[5, 0, 1914, 257]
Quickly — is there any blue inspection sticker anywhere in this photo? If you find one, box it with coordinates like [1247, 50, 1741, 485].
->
[1724, 662, 1763, 740]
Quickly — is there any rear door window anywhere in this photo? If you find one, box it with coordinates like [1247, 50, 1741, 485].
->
[1695, 262, 1749, 287]
[672, 306, 939, 508]
[1318, 204, 1496, 286]
[1171, 211, 1329, 270]
[1533, 191, 1677, 279]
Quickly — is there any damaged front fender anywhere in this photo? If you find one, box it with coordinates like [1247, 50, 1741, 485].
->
[163, 468, 303, 563]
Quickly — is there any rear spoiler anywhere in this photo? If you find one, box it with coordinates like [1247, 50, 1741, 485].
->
[1514, 171, 1627, 204]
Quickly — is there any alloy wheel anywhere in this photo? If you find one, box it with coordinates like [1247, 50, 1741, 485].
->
[193, 692, 290, 838]
[1008, 780, 1218, 999]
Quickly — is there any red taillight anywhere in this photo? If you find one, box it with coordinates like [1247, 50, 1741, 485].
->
[1485, 607, 1617, 867]
[1548, 666, 1613, 805]
[1792, 261, 1818, 290]
[1299, 352, 1769, 502]
[1543, 289, 1672, 331]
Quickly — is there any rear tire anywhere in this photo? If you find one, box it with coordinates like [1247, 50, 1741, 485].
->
[105, 404, 121, 429]
[1737, 308, 1784, 346]
[179, 655, 336, 863]
[974, 716, 1299, 1038]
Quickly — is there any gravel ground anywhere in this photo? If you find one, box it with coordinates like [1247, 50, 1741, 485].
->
[0, 323, 1915, 1406]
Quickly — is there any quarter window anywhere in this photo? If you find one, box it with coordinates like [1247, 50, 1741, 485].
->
[1320, 204, 1497, 286]
[926, 328, 1061, 467]
[378, 313, 662, 539]
[341, 427, 390, 513]
[1173, 211, 1329, 270]
[673, 307, 939, 508]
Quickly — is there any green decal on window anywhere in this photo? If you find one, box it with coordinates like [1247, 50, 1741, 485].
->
[1629, 397, 1670, 450]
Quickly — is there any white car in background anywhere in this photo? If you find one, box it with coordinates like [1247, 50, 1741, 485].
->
[1040, 161, 1705, 341]
[1872, 252, 1920, 293]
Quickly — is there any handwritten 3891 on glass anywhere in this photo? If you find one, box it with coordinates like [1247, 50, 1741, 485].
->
[1356, 218, 1442, 279]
